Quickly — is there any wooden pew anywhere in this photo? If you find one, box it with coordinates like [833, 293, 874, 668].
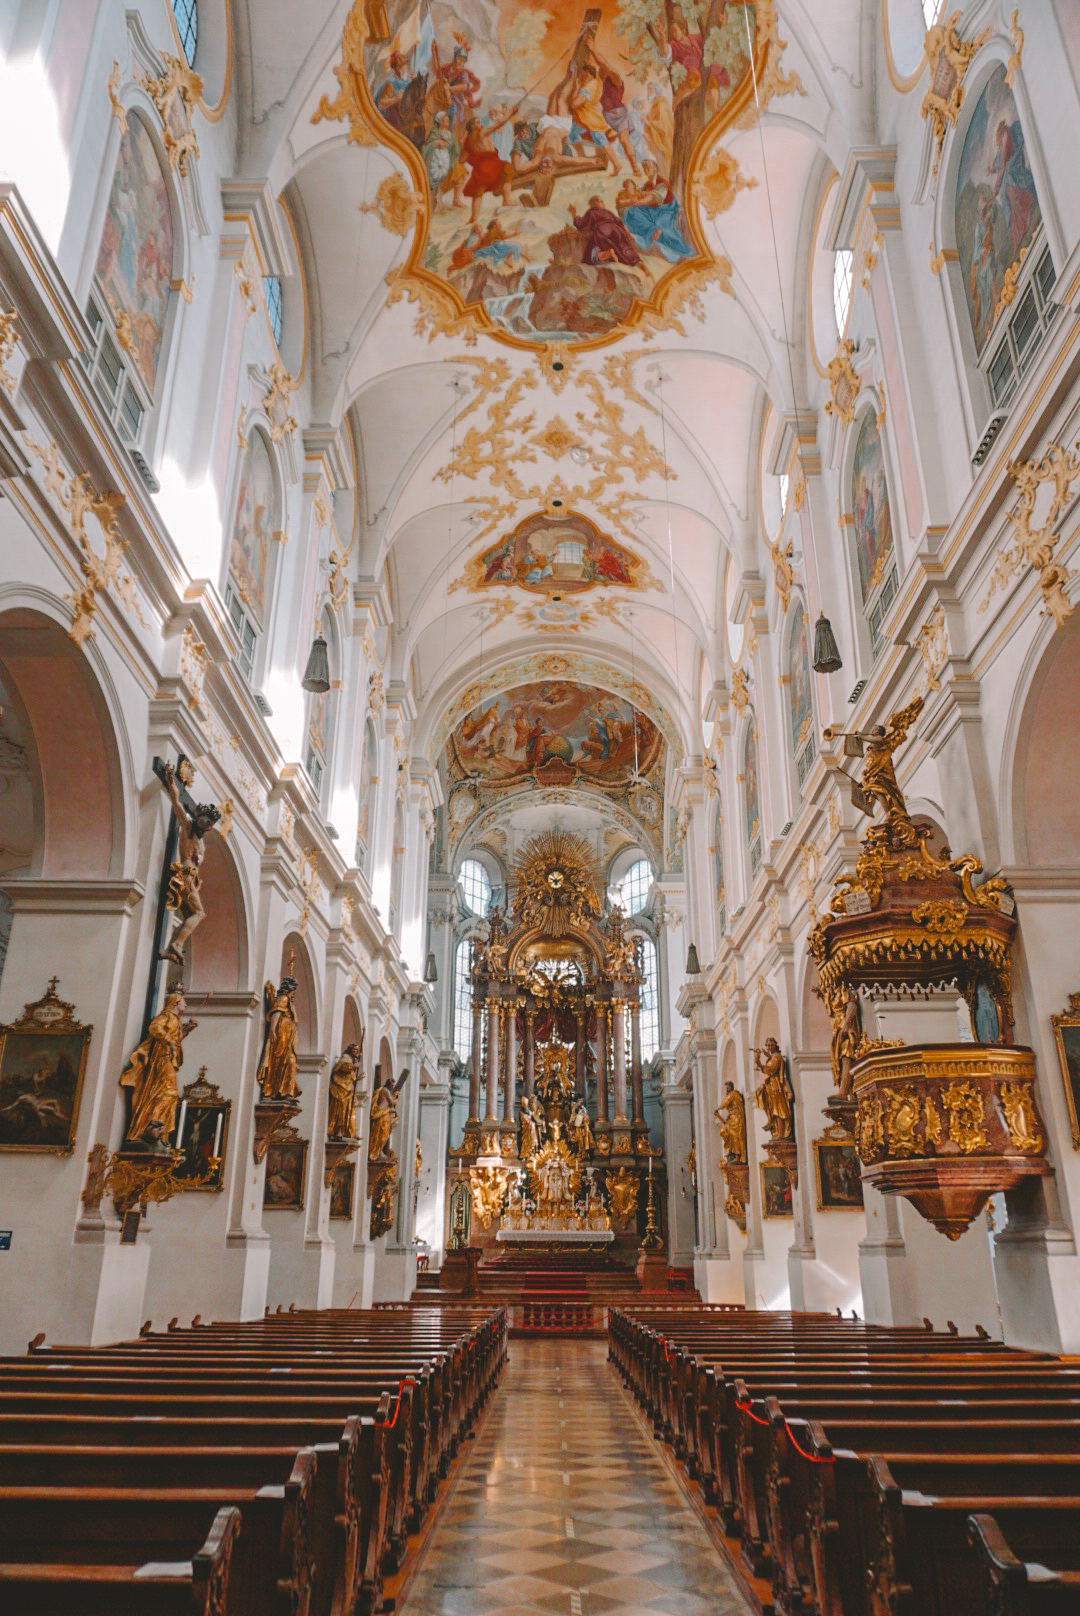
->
[968, 1511, 1080, 1616]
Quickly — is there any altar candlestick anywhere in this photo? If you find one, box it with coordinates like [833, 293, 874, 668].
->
[648, 1154, 653, 1177]
[212, 1112, 223, 1158]
[176, 1100, 187, 1148]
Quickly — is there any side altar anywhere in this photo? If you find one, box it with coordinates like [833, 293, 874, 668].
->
[445, 831, 666, 1263]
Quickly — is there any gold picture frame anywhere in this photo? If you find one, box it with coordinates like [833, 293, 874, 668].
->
[0, 978, 92, 1155]
[171, 1068, 231, 1192]
[760, 1162, 794, 1218]
[1052, 992, 1080, 1150]
[813, 1138, 865, 1210]
[263, 1124, 309, 1211]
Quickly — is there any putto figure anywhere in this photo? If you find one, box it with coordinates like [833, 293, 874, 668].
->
[120, 991, 196, 1148]
[257, 976, 301, 1101]
[327, 1040, 364, 1140]
[158, 761, 220, 967]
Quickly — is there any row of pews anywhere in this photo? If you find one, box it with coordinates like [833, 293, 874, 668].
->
[609, 1304, 1080, 1616]
[0, 1302, 507, 1614]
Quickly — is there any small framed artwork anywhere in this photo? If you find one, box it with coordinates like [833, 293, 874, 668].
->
[263, 1124, 308, 1211]
[760, 1163, 794, 1218]
[0, 979, 92, 1155]
[329, 1158, 355, 1221]
[1052, 993, 1080, 1149]
[814, 1139, 865, 1211]
[171, 1068, 230, 1192]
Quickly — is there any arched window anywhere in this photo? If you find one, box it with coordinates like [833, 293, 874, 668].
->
[172, 0, 198, 66]
[744, 722, 762, 878]
[459, 858, 491, 916]
[356, 721, 378, 873]
[777, 472, 789, 516]
[224, 430, 277, 680]
[921, 0, 942, 26]
[85, 114, 175, 445]
[639, 937, 660, 1061]
[453, 937, 476, 1061]
[955, 64, 1051, 406]
[851, 412, 897, 657]
[264, 275, 283, 346]
[613, 857, 652, 915]
[787, 602, 816, 786]
[832, 248, 854, 333]
[714, 807, 727, 934]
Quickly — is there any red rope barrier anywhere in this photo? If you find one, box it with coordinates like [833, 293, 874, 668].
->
[735, 1398, 834, 1464]
[379, 1375, 417, 1429]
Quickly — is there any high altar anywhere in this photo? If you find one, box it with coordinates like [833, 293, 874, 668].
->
[447, 832, 665, 1257]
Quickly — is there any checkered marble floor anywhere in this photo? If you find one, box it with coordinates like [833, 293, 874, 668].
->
[397, 1338, 753, 1616]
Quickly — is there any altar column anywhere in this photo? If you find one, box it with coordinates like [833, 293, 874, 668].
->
[504, 1000, 518, 1135]
[484, 998, 500, 1126]
[469, 999, 483, 1124]
[596, 1003, 610, 1126]
[523, 1010, 536, 1099]
[574, 1008, 586, 1098]
[612, 1000, 629, 1122]
[631, 1003, 645, 1126]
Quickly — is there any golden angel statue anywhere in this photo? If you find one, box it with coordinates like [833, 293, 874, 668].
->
[753, 1038, 795, 1141]
[519, 1096, 542, 1160]
[604, 906, 640, 984]
[368, 1074, 400, 1163]
[714, 1081, 747, 1164]
[257, 977, 301, 1100]
[568, 1099, 596, 1159]
[120, 991, 197, 1147]
[158, 761, 220, 967]
[826, 696, 925, 838]
[326, 1040, 364, 1140]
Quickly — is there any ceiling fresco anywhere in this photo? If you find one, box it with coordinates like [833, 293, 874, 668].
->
[458, 508, 653, 595]
[326, 0, 779, 349]
[447, 679, 664, 789]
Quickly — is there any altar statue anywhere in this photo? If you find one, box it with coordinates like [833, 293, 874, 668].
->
[327, 1040, 364, 1139]
[157, 761, 221, 967]
[368, 1074, 399, 1162]
[120, 991, 196, 1147]
[568, 1099, 596, 1158]
[257, 976, 300, 1100]
[604, 905, 640, 983]
[520, 1096, 542, 1159]
[753, 1038, 794, 1141]
[826, 695, 925, 839]
[831, 992, 862, 1101]
[714, 1081, 747, 1163]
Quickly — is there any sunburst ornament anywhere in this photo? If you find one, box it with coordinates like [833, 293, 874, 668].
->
[513, 831, 602, 939]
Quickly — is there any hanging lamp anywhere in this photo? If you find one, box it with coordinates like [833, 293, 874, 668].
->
[301, 633, 331, 693]
[685, 942, 701, 976]
[812, 613, 843, 674]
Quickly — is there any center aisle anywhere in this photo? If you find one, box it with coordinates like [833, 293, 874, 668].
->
[398, 1337, 753, 1616]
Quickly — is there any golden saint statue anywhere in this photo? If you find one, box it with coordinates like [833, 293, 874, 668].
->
[831, 993, 862, 1101]
[368, 1076, 400, 1162]
[120, 992, 197, 1146]
[714, 1081, 747, 1163]
[753, 1038, 794, 1141]
[568, 1099, 596, 1158]
[257, 976, 300, 1100]
[826, 696, 925, 838]
[327, 1041, 364, 1139]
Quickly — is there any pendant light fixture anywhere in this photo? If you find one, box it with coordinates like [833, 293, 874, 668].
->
[812, 613, 843, 674]
[685, 942, 701, 976]
[301, 628, 331, 693]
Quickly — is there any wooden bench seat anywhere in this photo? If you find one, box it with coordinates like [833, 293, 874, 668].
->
[968, 1511, 1080, 1616]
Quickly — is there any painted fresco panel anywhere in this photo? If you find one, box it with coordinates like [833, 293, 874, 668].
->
[361, 0, 758, 345]
[228, 434, 275, 625]
[744, 725, 760, 848]
[464, 510, 647, 594]
[956, 64, 1041, 355]
[851, 413, 893, 604]
[787, 603, 812, 756]
[448, 679, 661, 788]
[94, 116, 174, 388]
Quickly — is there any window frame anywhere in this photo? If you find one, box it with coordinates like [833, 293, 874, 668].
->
[82, 295, 149, 448]
[832, 248, 854, 335]
[264, 274, 284, 347]
[983, 239, 1058, 410]
[172, 0, 198, 67]
[459, 857, 492, 918]
[637, 934, 660, 1062]
[613, 857, 653, 916]
[453, 937, 477, 1062]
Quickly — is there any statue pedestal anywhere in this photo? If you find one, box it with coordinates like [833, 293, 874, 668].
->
[636, 1249, 669, 1291]
[440, 1246, 481, 1296]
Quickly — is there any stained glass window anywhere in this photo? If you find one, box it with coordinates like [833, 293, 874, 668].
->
[453, 939, 475, 1061]
[172, 0, 198, 67]
[833, 249, 854, 333]
[639, 937, 660, 1062]
[614, 858, 652, 915]
[459, 858, 491, 917]
[264, 275, 283, 345]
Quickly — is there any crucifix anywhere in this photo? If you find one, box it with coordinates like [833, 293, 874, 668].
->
[142, 755, 219, 1039]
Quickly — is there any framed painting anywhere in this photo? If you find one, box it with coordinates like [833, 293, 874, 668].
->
[171, 1069, 230, 1192]
[263, 1124, 309, 1211]
[760, 1163, 793, 1219]
[1052, 993, 1080, 1150]
[329, 1157, 356, 1221]
[814, 1139, 864, 1211]
[0, 979, 91, 1155]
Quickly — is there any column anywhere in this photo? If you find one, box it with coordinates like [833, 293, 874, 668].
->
[612, 1000, 628, 1122]
[484, 998, 500, 1125]
[469, 999, 482, 1124]
[523, 1010, 536, 1099]
[574, 1008, 586, 1098]
[595, 1003, 610, 1126]
[503, 1000, 518, 1131]
[631, 1002, 645, 1125]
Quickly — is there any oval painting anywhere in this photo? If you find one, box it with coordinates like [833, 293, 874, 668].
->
[851, 413, 893, 605]
[448, 679, 662, 787]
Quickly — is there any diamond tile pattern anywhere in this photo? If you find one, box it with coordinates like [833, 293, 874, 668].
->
[398, 1340, 753, 1616]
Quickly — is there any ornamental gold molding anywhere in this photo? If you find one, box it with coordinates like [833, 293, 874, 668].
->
[980, 439, 1079, 630]
[824, 338, 858, 425]
[915, 604, 950, 694]
[262, 361, 300, 443]
[694, 145, 758, 220]
[1005, 8, 1024, 88]
[107, 59, 127, 130]
[0, 306, 18, 394]
[311, 0, 377, 148]
[469, 1165, 509, 1228]
[861, 231, 883, 291]
[139, 53, 203, 176]
[735, 0, 807, 124]
[180, 625, 212, 712]
[767, 532, 795, 612]
[24, 436, 147, 645]
[233, 256, 257, 317]
[731, 667, 751, 714]
[359, 173, 419, 237]
[920, 14, 993, 175]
